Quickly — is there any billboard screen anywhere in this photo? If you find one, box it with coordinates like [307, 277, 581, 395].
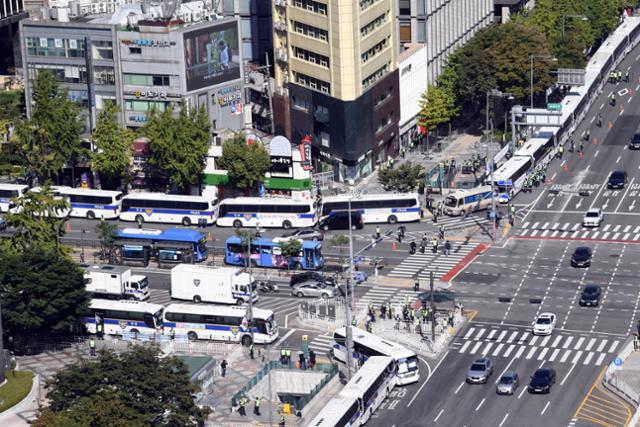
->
[183, 21, 241, 92]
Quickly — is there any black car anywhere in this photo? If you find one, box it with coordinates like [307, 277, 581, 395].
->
[571, 246, 592, 268]
[319, 211, 364, 231]
[607, 170, 627, 189]
[630, 133, 640, 149]
[579, 285, 602, 307]
[528, 368, 556, 394]
[290, 272, 336, 287]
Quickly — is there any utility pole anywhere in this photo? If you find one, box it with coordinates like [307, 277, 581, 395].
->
[344, 195, 355, 380]
[241, 230, 256, 344]
[265, 53, 275, 135]
[429, 271, 436, 345]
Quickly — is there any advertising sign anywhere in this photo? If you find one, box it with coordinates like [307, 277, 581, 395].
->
[183, 21, 241, 92]
[300, 136, 313, 171]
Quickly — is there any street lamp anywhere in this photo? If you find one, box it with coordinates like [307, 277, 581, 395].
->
[530, 54, 557, 108]
[562, 14, 589, 37]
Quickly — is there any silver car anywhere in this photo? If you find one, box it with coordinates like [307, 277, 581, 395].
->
[274, 228, 324, 242]
[496, 371, 519, 395]
[466, 357, 493, 384]
[291, 281, 335, 298]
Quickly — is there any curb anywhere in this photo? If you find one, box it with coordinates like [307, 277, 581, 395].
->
[0, 372, 39, 422]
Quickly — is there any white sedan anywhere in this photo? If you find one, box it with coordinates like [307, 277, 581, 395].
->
[532, 312, 556, 336]
[582, 208, 603, 227]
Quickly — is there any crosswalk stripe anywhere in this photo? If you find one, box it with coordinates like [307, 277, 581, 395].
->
[572, 351, 583, 364]
[459, 341, 472, 353]
[583, 352, 595, 365]
[635, 226, 640, 233]
[560, 232, 569, 238]
[635, 233, 640, 240]
[529, 336, 539, 346]
[592, 232, 600, 239]
[624, 225, 632, 232]
[608, 341, 619, 353]
[540, 336, 551, 346]
[613, 232, 621, 240]
[552, 222, 560, 229]
[522, 222, 530, 228]
[596, 340, 608, 352]
[514, 346, 526, 358]
[585, 338, 596, 351]
[519, 332, 529, 342]
[486, 329, 498, 340]
[549, 349, 560, 362]
[551, 336, 563, 347]
[581, 231, 590, 238]
[563, 222, 570, 230]
[541, 230, 550, 237]
[530, 230, 539, 237]
[464, 328, 476, 340]
[507, 331, 519, 343]
[613, 225, 621, 232]
[542, 222, 549, 229]
[595, 353, 606, 366]
[503, 345, 515, 357]
[492, 343, 505, 356]
[572, 223, 580, 231]
[624, 233, 631, 240]
[551, 231, 559, 237]
[574, 337, 585, 350]
[563, 336, 574, 349]
[496, 331, 508, 342]
[481, 343, 494, 356]
[603, 224, 611, 232]
[532, 222, 540, 228]
[475, 329, 486, 340]
[525, 347, 538, 359]
[537, 348, 549, 360]
[470, 342, 483, 354]
[560, 350, 572, 363]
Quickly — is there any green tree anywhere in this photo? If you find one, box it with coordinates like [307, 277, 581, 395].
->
[143, 102, 210, 192]
[92, 101, 134, 189]
[95, 219, 118, 260]
[378, 161, 426, 193]
[0, 249, 88, 347]
[329, 234, 350, 256]
[0, 90, 25, 122]
[279, 239, 303, 270]
[217, 133, 270, 190]
[50, 87, 84, 186]
[2, 185, 69, 254]
[34, 346, 209, 427]
[418, 83, 458, 139]
[6, 120, 57, 186]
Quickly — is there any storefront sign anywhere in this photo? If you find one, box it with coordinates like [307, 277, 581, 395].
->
[300, 135, 313, 171]
[270, 136, 292, 157]
[120, 39, 176, 47]
[230, 102, 243, 115]
[270, 156, 293, 173]
[216, 85, 242, 107]
[134, 90, 167, 99]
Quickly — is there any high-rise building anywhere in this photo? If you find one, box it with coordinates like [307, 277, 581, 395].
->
[397, 0, 494, 85]
[272, 0, 400, 184]
[220, 0, 273, 66]
[0, 0, 28, 73]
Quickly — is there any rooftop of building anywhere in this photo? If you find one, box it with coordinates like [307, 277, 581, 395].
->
[398, 43, 426, 62]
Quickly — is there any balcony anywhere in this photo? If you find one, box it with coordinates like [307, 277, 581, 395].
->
[274, 0, 287, 7]
[276, 48, 289, 63]
[274, 20, 287, 32]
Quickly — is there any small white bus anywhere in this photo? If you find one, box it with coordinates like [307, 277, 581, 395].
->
[216, 197, 318, 229]
[120, 192, 218, 226]
[28, 186, 71, 218]
[163, 303, 278, 345]
[443, 185, 494, 216]
[55, 187, 123, 219]
[85, 299, 164, 336]
[0, 183, 28, 212]
[332, 327, 419, 385]
[321, 193, 421, 224]
[307, 395, 362, 427]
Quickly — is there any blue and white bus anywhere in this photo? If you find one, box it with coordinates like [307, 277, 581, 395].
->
[53, 187, 122, 219]
[224, 237, 324, 270]
[163, 303, 278, 345]
[216, 197, 318, 229]
[321, 193, 421, 224]
[114, 228, 208, 267]
[120, 192, 218, 226]
[0, 183, 28, 213]
[307, 395, 363, 427]
[85, 299, 164, 337]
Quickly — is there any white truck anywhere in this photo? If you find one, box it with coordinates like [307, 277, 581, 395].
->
[84, 265, 149, 301]
[170, 265, 258, 305]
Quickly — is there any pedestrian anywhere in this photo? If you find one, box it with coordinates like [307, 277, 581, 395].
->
[414, 317, 421, 335]
[279, 413, 286, 426]
[375, 225, 381, 240]
[299, 352, 306, 370]
[89, 338, 96, 357]
[254, 396, 261, 416]
[558, 145, 564, 158]
[220, 359, 228, 377]
[249, 343, 255, 360]
[280, 349, 286, 365]
[439, 224, 445, 240]
[238, 396, 247, 416]
[634, 334, 639, 351]
[444, 240, 451, 256]
[286, 349, 291, 365]
[431, 237, 438, 253]
[387, 302, 393, 319]
[448, 310, 454, 327]
[170, 328, 175, 341]
[365, 320, 372, 333]
[414, 279, 419, 292]
[380, 303, 387, 318]
[309, 349, 316, 368]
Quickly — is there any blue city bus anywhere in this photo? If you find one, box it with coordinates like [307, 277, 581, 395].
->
[114, 228, 208, 268]
[224, 237, 324, 270]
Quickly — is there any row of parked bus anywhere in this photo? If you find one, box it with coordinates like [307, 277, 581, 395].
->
[0, 184, 423, 228]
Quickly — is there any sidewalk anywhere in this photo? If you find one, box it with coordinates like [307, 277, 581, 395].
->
[603, 339, 640, 426]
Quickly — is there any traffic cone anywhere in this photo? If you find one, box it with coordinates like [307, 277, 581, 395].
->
[608, 120, 613, 129]
[391, 242, 397, 251]
[207, 231, 213, 241]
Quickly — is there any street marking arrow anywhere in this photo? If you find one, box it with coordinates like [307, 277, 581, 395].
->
[602, 199, 609, 210]
[575, 199, 583, 209]
[630, 200, 636, 211]
[547, 198, 555, 209]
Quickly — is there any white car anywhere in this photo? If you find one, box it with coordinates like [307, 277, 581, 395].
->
[582, 208, 603, 227]
[532, 312, 556, 336]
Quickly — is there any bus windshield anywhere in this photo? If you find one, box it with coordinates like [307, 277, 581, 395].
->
[444, 196, 459, 207]
[397, 356, 419, 374]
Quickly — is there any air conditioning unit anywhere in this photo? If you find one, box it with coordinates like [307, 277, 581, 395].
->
[275, 0, 287, 7]
[276, 48, 288, 62]
[274, 21, 287, 32]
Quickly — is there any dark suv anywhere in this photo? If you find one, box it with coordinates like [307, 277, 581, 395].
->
[319, 211, 364, 230]
[571, 246, 592, 268]
[528, 368, 556, 394]
[630, 133, 640, 149]
[607, 171, 627, 189]
[579, 285, 602, 307]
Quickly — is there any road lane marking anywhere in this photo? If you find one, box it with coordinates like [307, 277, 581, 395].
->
[583, 352, 595, 365]
[615, 177, 635, 212]
[561, 363, 578, 386]
[541, 401, 551, 415]
[616, 155, 622, 163]
[459, 341, 472, 353]
[454, 382, 464, 394]
[574, 337, 585, 350]
[589, 176, 611, 209]
[495, 355, 518, 384]
[560, 350, 572, 363]
[407, 351, 449, 407]
[475, 398, 485, 411]
[595, 353, 606, 366]
[498, 413, 509, 427]
[518, 385, 527, 399]
[526, 346, 538, 359]
[549, 348, 561, 362]
[433, 408, 444, 422]
[538, 359, 546, 369]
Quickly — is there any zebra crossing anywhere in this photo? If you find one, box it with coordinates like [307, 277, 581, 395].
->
[352, 214, 489, 241]
[388, 242, 476, 279]
[309, 334, 335, 353]
[453, 326, 621, 366]
[515, 221, 640, 241]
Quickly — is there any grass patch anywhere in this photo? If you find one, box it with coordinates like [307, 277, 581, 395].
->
[0, 370, 34, 412]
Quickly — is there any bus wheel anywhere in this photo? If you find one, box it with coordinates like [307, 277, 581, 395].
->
[250, 259, 258, 268]
[459, 210, 466, 217]
[86, 211, 96, 220]
[387, 215, 398, 224]
[193, 295, 202, 303]
[241, 335, 253, 347]
[236, 298, 245, 306]
[135, 215, 144, 224]
[182, 217, 192, 226]
[282, 220, 292, 229]
[187, 331, 197, 341]
[233, 219, 242, 228]
[293, 262, 302, 270]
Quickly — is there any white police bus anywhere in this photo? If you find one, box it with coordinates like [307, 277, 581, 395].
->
[321, 193, 421, 224]
[307, 395, 362, 427]
[163, 303, 277, 345]
[84, 299, 164, 336]
[120, 192, 218, 226]
[332, 327, 419, 385]
[54, 187, 123, 219]
[0, 183, 28, 212]
[216, 197, 318, 229]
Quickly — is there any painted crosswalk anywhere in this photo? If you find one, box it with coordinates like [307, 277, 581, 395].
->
[515, 221, 640, 241]
[309, 334, 334, 353]
[454, 326, 620, 366]
[388, 242, 476, 279]
[352, 215, 490, 241]
[353, 285, 422, 311]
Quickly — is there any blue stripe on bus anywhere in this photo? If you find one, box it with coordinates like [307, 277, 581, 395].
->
[163, 321, 259, 333]
[224, 213, 316, 219]
[391, 207, 420, 213]
[85, 317, 148, 327]
[71, 203, 119, 210]
[125, 207, 213, 216]
[0, 199, 11, 203]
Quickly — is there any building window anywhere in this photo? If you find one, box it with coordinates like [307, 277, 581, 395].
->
[293, 0, 327, 15]
[26, 37, 85, 58]
[360, 0, 382, 11]
[293, 47, 330, 68]
[129, 47, 142, 55]
[399, 23, 411, 43]
[124, 74, 171, 86]
[93, 66, 115, 85]
[294, 72, 330, 94]
[375, 88, 391, 106]
[292, 21, 328, 42]
[124, 100, 169, 112]
[361, 37, 389, 63]
[362, 63, 389, 90]
[292, 96, 309, 112]
[28, 64, 88, 84]
[92, 40, 113, 60]
[361, 13, 388, 38]
[377, 112, 393, 133]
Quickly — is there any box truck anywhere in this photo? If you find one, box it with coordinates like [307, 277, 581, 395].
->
[84, 265, 149, 300]
[170, 265, 258, 305]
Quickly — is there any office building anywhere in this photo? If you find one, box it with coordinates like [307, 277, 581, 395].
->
[0, 0, 28, 73]
[220, 0, 272, 65]
[272, 0, 400, 184]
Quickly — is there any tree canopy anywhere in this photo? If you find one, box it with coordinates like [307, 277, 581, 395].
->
[217, 133, 270, 190]
[33, 346, 209, 427]
[378, 162, 426, 193]
[143, 102, 211, 192]
[0, 249, 88, 347]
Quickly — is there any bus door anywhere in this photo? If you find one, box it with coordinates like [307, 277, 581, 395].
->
[303, 248, 315, 269]
[259, 245, 273, 267]
[156, 241, 195, 267]
[118, 244, 150, 267]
